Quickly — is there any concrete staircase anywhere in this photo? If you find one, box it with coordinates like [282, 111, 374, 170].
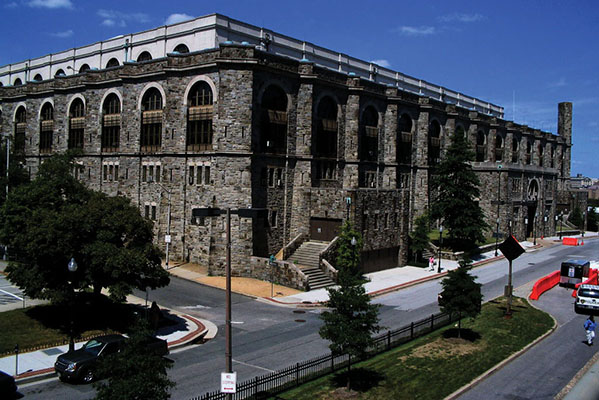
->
[287, 241, 335, 290]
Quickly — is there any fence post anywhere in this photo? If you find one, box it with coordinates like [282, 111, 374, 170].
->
[331, 354, 334, 372]
[254, 376, 259, 397]
[295, 362, 299, 387]
[387, 330, 391, 349]
[410, 322, 414, 339]
[431, 314, 434, 331]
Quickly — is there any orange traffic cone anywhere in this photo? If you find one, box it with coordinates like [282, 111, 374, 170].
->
[581, 239, 584, 246]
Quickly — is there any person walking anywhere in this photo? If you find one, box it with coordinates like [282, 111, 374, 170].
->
[584, 315, 596, 346]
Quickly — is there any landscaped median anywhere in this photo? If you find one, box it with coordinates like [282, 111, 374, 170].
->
[273, 297, 554, 400]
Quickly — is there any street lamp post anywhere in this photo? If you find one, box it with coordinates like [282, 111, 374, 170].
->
[192, 207, 267, 399]
[559, 212, 563, 239]
[495, 165, 502, 256]
[67, 257, 78, 352]
[438, 225, 443, 273]
[151, 179, 172, 270]
[506, 220, 513, 315]
[3, 137, 9, 261]
[532, 212, 537, 246]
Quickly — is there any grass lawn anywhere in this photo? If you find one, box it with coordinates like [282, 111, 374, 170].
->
[275, 296, 553, 400]
[0, 293, 174, 356]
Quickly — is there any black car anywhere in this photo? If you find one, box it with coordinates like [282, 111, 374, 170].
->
[55, 333, 169, 383]
[0, 370, 17, 398]
[55, 334, 126, 383]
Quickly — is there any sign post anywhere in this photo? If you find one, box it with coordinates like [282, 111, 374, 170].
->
[221, 372, 237, 394]
[498, 222, 524, 315]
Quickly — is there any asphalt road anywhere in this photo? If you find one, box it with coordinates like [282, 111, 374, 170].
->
[16, 239, 599, 399]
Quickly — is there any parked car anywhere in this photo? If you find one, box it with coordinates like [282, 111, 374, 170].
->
[0, 370, 17, 398]
[54, 333, 169, 383]
[575, 284, 599, 315]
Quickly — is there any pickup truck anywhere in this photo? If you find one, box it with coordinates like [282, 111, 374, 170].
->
[54, 334, 168, 383]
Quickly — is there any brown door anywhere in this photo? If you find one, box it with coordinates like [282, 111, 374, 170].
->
[310, 218, 342, 241]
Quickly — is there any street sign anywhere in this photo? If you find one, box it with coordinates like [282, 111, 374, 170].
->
[498, 235, 525, 261]
[165, 234, 171, 243]
[221, 372, 237, 393]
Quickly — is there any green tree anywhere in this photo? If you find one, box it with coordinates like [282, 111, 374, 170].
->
[430, 129, 489, 251]
[0, 153, 169, 303]
[587, 207, 598, 232]
[437, 259, 483, 338]
[94, 320, 175, 400]
[319, 221, 380, 390]
[569, 205, 584, 230]
[410, 213, 430, 263]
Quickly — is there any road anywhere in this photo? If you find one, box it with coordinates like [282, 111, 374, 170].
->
[17, 240, 599, 399]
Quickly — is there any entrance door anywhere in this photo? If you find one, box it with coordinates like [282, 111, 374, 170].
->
[310, 218, 342, 242]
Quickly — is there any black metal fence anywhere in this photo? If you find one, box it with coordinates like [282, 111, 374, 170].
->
[193, 311, 453, 400]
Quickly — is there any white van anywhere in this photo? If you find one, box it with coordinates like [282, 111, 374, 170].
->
[575, 284, 599, 315]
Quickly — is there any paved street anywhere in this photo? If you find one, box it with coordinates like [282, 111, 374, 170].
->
[14, 239, 599, 399]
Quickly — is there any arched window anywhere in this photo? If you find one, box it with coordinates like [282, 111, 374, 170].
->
[476, 131, 486, 162]
[33, 74, 43, 82]
[360, 106, 378, 162]
[455, 125, 466, 138]
[551, 145, 556, 168]
[14, 106, 26, 154]
[39, 103, 54, 154]
[397, 113, 412, 164]
[101, 93, 121, 152]
[79, 64, 90, 73]
[313, 96, 338, 181]
[14, 78, 22, 86]
[173, 44, 190, 54]
[428, 120, 441, 165]
[137, 51, 152, 62]
[495, 134, 504, 162]
[187, 81, 213, 151]
[511, 137, 520, 163]
[538, 143, 544, 166]
[54, 69, 66, 78]
[526, 140, 533, 165]
[106, 58, 119, 68]
[141, 88, 163, 152]
[68, 98, 85, 149]
[259, 85, 287, 154]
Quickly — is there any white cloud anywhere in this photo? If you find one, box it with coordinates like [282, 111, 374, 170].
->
[5, 2, 18, 8]
[28, 0, 73, 9]
[165, 13, 194, 25]
[370, 59, 391, 68]
[438, 13, 484, 23]
[50, 29, 73, 38]
[548, 78, 566, 88]
[395, 26, 436, 36]
[98, 9, 150, 28]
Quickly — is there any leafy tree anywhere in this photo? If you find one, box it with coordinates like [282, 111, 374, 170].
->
[94, 320, 175, 400]
[587, 207, 598, 232]
[0, 153, 169, 303]
[319, 221, 380, 390]
[0, 139, 30, 206]
[430, 129, 489, 251]
[438, 259, 483, 338]
[410, 213, 430, 262]
[568, 205, 584, 230]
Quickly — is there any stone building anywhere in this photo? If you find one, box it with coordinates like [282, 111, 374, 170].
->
[0, 14, 576, 277]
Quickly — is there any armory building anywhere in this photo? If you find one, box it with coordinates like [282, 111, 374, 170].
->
[0, 14, 578, 286]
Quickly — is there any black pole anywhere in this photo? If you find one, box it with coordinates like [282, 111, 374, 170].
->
[506, 220, 513, 315]
[495, 169, 501, 256]
[226, 208, 232, 400]
[437, 227, 443, 273]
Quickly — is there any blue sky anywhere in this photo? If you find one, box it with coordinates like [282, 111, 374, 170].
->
[1, 0, 597, 177]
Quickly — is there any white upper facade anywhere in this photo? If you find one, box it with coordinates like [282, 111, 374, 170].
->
[0, 13, 504, 118]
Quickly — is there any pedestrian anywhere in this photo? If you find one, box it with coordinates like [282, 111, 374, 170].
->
[584, 315, 596, 345]
[429, 256, 435, 271]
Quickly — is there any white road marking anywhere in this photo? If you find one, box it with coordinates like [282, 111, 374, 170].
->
[233, 359, 276, 373]
[0, 288, 22, 301]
